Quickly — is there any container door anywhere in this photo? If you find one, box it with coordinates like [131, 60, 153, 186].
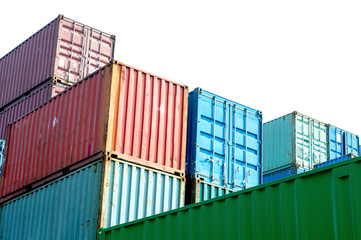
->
[295, 115, 327, 170]
[229, 105, 262, 189]
[194, 90, 262, 190]
[343, 132, 359, 156]
[328, 126, 344, 159]
[195, 95, 228, 187]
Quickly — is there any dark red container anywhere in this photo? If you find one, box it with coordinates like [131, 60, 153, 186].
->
[0, 61, 188, 200]
[0, 79, 69, 139]
[0, 14, 115, 109]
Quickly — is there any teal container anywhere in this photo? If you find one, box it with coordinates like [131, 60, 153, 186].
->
[98, 156, 361, 240]
[185, 178, 235, 204]
[263, 111, 327, 174]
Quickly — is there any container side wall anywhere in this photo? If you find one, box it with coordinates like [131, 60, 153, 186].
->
[0, 80, 53, 139]
[263, 113, 294, 173]
[0, 161, 102, 240]
[0, 17, 59, 108]
[1, 65, 110, 198]
[101, 158, 185, 228]
[55, 17, 115, 83]
[187, 88, 262, 190]
[186, 90, 199, 176]
[109, 65, 188, 174]
[98, 157, 361, 240]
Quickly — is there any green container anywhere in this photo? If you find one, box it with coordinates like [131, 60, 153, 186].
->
[98, 156, 361, 240]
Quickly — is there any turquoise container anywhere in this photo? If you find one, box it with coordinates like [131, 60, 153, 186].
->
[263, 111, 328, 174]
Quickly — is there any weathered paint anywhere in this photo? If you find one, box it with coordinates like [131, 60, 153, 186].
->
[0, 157, 185, 239]
[185, 178, 235, 204]
[263, 111, 327, 174]
[0, 79, 69, 139]
[1, 61, 188, 200]
[0, 14, 115, 108]
[314, 153, 356, 169]
[99, 157, 185, 228]
[262, 166, 307, 184]
[98, 156, 361, 240]
[186, 88, 262, 190]
[327, 125, 359, 159]
[0, 161, 102, 240]
[0, 140, 4, 178]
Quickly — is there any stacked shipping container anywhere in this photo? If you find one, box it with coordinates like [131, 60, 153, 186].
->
[263, 111, 359, 183]
[97, 156, 361, 240]
[0, 58, 188, 238]
[185, 88, 262, 204]
[0, 14, 115, 109]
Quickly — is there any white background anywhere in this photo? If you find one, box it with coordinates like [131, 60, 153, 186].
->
[1, 0, 360, 138]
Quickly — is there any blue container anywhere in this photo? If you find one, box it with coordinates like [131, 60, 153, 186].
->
[327, 125, 359, 159]
[0, 139, 4, 177]
[186, 88, 262, 190]
[262, 166, 308, 183]
[314, 153, 356, 169]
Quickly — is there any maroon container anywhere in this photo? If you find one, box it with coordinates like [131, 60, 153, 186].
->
[0, 79, 68, 139]
[0, 14, 115, 109]
[0, 61, 188, 201]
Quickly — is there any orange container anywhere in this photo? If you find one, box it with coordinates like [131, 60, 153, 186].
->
[1, 61, 188, 200]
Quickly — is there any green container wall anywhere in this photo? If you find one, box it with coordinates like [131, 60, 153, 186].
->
[263, 111, 327, 174]
[98, 156, 361, 240]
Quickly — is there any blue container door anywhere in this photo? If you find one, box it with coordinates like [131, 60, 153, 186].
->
[344, 132, 359, 156]
[187, 88, 262, 190]
[328, 125, 359, 159]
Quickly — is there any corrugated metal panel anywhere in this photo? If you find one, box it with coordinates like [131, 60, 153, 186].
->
[1, 68, 108, 198]
[0, 17, 59, 109]
[107, 64, 188, 175]
[327, 125, 359, 159]
[186, 178, 235, 204]
[0, 15, 115, 108]
[0, 80, 53, 139]
[263, 111, 327, 174]
[98, 156, 361, 240]
[100, 157, 185, 228]
[262, 166, 307, 183]
[1, 62, 188, 200]
[186, 88, 262, 190]
[314, 153, 356, 169]
[0, 140, 4, 178]
[0, 157, 185, 238]
[0, 161, 102, 240]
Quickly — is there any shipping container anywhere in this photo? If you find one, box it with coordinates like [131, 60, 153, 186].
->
[314, 153, 356, 169]
[0, 156, 185, 239]
[327, 124, 359, 159]
[0, 140, 4, 178]
[185, 177, 235, 204]
[262, 166, 307, 184]
[0, 78, 68, 139]
[1, 61, 188, 200]
[186, 88, 262, 191]
[98, 156, 361, 240]
[263, 111, 328, 174]
[0, 14, 115, 108]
